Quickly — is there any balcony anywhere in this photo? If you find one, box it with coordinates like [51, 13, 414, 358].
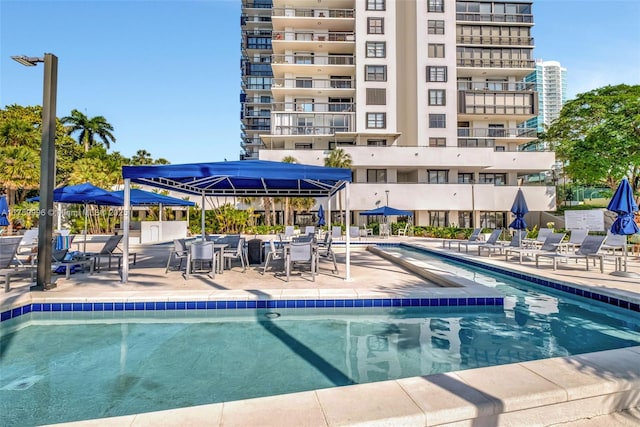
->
[272, 31, 355, 54]
[457, 81, 535, 91]
[271, 77, 355, 99]
[456, 13, 533, 24]
[457, 127, 537, 139]
[272, 101, 355, 113]
[271, 54, 355, 75]
[271, 7, 355, 32]
[456, 35, 534, 46]
[458, 91, 538, 120]
[457, 58, 536, 69]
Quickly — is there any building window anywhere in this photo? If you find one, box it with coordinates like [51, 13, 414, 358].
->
[428, 89, 446, 105]
[428, 170, 448, 184]
[366, 113, 386, 128]
[426, 66, 447, 82]
[428, 0, 444, 13]
[366, 88, 386, 105]
[429, 211, 449, 227]
[480, 211, 507, 229]
[478, 173, 506, 185]
[367, 169, 387, 183]
[458, 173, 474, 183]
[429, 137, 446, 147]
[367, 139, 387, 146]
[458, 212, 473, 228]
[428, 44, 445, 58]
[295, 77, 313, 88]
[429, 114, 446, 128]
[366, 0, 385, 11]
[365, 65, 386, 81]
[367, 17, 384, 34]
[366, 41, 386, 58]
[428, 20, 445, 34]
[295, 143, 313, 150]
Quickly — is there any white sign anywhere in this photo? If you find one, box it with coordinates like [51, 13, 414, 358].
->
[564, 209, 605, 231]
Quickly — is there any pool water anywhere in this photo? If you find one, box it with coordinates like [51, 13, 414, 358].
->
[2, 249, 640, 426]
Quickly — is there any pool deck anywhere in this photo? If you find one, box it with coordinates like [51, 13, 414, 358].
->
[2, 236, 640, 426]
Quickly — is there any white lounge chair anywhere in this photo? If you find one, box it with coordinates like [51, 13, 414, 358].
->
[1, 236, 34, 292]
[559, 229, 589, 253]
[504, 232, 566, 263]
[522, 227, 552, 248]
[442, 227, 482, 249]
[478, 230, 527, 257]
[458, 229, 502, 253]
[536, 235, 607, 273]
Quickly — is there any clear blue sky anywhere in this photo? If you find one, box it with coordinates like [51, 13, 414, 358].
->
[1, 0, 639, 165]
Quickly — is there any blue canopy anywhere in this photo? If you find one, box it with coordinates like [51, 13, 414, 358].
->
[30, 182, 122, 206]
[509, 188, 529, 230]
[0, 195, 9, 227]
[110, 189, 195, 207]
[359, 206, 413, 217]
[122, 160, 352, 197]
[608, 177, 639, 236]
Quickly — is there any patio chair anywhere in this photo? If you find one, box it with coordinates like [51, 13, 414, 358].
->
[396, 223, 409, 237]
[331, 226, 342, 240]
[504, 232, 566, 264]
[284, 226, 295, 239]
[349, 226, 361, 240]
[1, 236, 34, 292]
[535, 235, 607, 273]
[165, 238, 188, 273]
[286, 241, 315, 282]
[478, 230, 527, 257]
[442, 227, 482, 249]
[262, 239, 284, 275]
[522, 227, 552, 248]
[304, 226, 315, 236]
[86, 235, 137, 272]
[293, 234, 314, 243]
[458, 229, 501, 253]
[318, 235, 338, 274]
[222, 236, 247, 272]
[184, 241, 216, 280]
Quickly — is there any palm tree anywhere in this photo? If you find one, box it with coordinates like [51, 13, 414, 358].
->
[324, 148, 352, 225]
[61, 109, 116, 152]
[131, 149, 153, 165]
[0, 145, 40, 205]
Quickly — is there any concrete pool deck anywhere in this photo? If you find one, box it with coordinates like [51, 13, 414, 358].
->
[2, 236, 640, 426]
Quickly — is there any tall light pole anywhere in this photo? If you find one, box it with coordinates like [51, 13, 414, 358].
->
[385, 190, 389, 206]
[11, 53, 58, 290]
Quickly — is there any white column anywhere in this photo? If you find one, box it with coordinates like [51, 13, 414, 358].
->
[122, 178, 131, 283]
[345, 182, 351, 281]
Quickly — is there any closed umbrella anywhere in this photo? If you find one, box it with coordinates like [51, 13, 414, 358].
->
[509, 188, 529, 230]
[607, 177, 639, 277]
[317, 205, 326, 227]
[0, 195, 9, 227]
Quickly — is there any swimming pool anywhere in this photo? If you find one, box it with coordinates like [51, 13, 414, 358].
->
[2, 244, 640, 426]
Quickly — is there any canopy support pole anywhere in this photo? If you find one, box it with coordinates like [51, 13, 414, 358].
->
[122, 179, 131, 283]
[345, 182, 351, 281]
[201, 193, 206, 240]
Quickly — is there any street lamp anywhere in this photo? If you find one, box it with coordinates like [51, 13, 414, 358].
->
[385, 190, 389, 206]
[12, 53, 58, 290]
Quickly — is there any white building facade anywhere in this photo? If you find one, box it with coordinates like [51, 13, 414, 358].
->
[240, 0, 556, 228]
[525, 59, 568, 132]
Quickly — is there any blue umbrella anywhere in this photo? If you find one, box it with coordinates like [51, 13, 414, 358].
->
[0, 195, 9, 227]
[607, 177, 639, 276]
[317, 205, 326, 226]
[359, 206, 413, 217]
[508, 188, 529, 230]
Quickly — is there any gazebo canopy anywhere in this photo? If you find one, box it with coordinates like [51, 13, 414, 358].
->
[122, 160, 352, 197]
[110, 189, 195, 207]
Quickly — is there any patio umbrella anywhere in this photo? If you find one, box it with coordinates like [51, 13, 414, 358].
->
[317, 205, 326, 227]
[607, 177, 639, 277]
[508, 188, 529, 230]
[0, 195, 9, 227]
[359, 206, 413, 217]
[30, 183, 122, 252]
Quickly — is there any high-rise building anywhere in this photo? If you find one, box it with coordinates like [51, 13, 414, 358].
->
[525, 59, 568, 132]
[240, 0, 556, 228]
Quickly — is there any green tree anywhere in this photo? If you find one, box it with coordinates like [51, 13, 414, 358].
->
[324, 148, 352, 224]
[545, 84, 640, 192]
[61, 109, 116, 152]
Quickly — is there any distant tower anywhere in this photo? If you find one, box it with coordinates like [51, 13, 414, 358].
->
[525, 60, 568, 133]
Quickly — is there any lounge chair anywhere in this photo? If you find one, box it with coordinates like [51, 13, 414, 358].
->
[458, 229, 501, 253]
[522, 227, 552, 248]
[17, 229, 39, 255]
[349, 226, 361, 240]
[504, 232, 566, 263]
[478, 230, 527, 257]
[85, 235, 137, 272]
[558, 229, 588, 253]
[442, 227, 482, 250]
[1, 236, 34, 292]
[396, 223, 409, 237]
[601, 230, 627, 256]
[535, 235, 607, 273]
[331, 226, 342, 240]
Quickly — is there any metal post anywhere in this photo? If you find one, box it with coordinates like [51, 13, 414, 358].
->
[35, 53, 58, 290]
[122, 179, 131, 283]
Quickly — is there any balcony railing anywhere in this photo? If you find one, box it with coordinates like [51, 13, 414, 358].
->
[272, 31, 355, 42]
[242, 1, 272, 9]
[456, 13, 533, 23]
[457, 81, 535, 91]
[456, 35, 534, 46]
[457, 58, 535, 68]
[457, 128, 537, 138]
[272, 125, 352, 136]
[272, 8, 355, 18]
[272, 78, 354, 89]
[272, 102, 354, 113]
[272, 54, 354, 65]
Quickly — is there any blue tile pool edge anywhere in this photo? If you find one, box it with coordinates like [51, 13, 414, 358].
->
[400, 242, 640, 314]
[1, 296, 504, 323]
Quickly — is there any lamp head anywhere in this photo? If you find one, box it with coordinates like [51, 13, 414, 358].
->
[11, 55, 44, 66]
